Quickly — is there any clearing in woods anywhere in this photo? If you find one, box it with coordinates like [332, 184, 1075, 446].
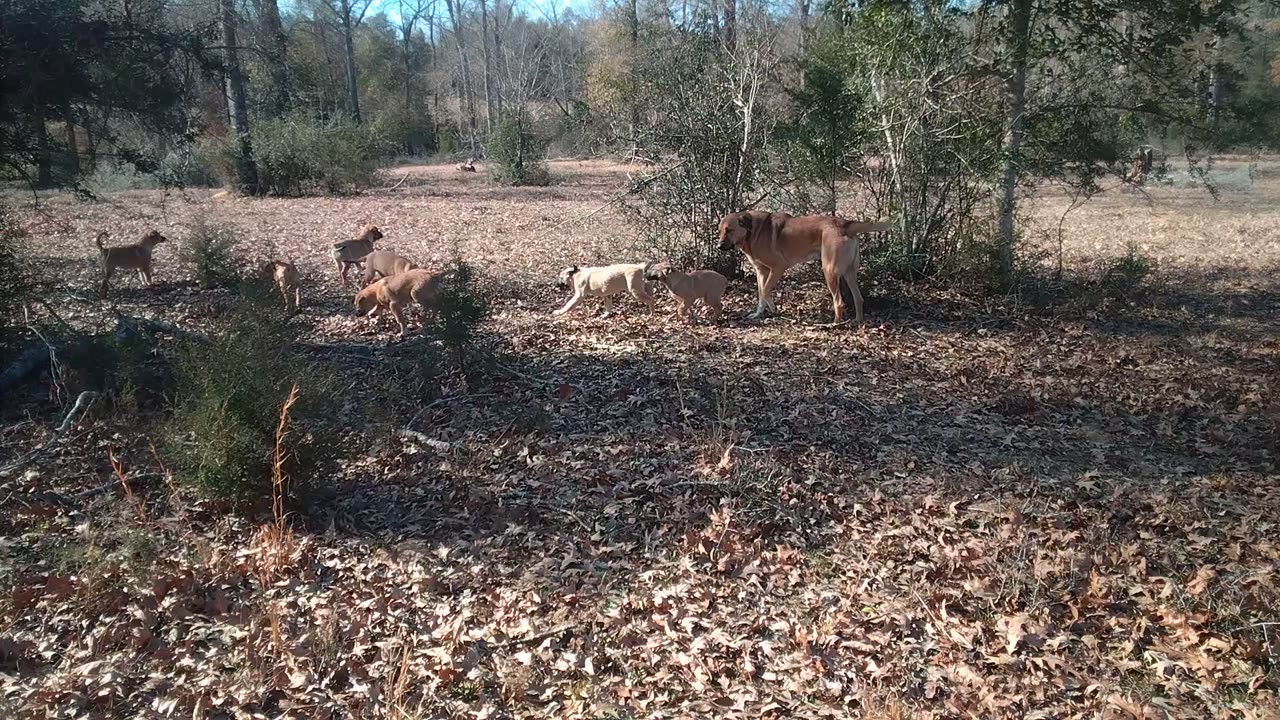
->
[1, 159, 1278, 717]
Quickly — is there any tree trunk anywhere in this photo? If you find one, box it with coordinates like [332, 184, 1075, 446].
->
[341, 0, 362, 123]
[479, 0, 496, 130]
[259, 0, 291, 113]
[445, 0, 478, 155]
[33, 111, 52, 187]
[1208, 33, 1225, 129]
[798, 0, 810, 88]
[627, 0, 640, 159]
[220, 0, 260, 194]
[491, 0, 505, 117]
[722, 0, 736, 53]
[996, 0, 1031, 285]
[64, 114, 80, 175]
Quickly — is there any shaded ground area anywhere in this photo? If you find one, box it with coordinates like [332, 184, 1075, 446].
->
[1, 160, 1278, 718]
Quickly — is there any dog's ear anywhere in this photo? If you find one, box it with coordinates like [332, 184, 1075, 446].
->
[739, 213, 753, 231]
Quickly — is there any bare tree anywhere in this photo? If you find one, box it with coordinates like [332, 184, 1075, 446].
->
[249, 0, 291, 112]
[445, 0, 479, 154]
[395, 0, 433, 113]
[479, 0, 498, 129]
[220, 0, 259, 193]
[323, 0, 375, 123]
[996, 0, 1031, 283]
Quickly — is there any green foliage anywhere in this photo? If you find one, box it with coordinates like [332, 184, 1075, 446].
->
[373, 106, 437, 157]
[211, 116, 382, 196]
[166, 287, 336, 502]
[428, 257, 490, 368]
[0, 207, 35, 356]
[178, 217, 241, 290]
[1100, 243, 1156, 300]
[486, 112, 551, 186]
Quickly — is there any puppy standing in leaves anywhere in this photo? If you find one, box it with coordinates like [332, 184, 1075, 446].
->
[331, 224, 383, 288]
[554, 263, 656, 317]
[95, 229, 167, 297]
[261, 260, 302, 312]
[353, 268, 441, 337]
[360, 250, 416, 286]
[645, 262, 727, 324]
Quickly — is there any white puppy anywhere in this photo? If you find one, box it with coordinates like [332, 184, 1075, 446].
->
[554, 263, 656, 317]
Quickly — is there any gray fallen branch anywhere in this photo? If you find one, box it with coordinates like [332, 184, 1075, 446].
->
[0, 390, 98, 476]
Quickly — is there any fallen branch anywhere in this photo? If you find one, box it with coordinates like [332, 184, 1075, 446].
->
[374, 172, 413, 193]
[0, 390, 98, 476]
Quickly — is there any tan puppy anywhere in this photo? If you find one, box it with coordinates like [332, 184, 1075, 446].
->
[554, 263, 655, 317]
[719, 212, 889, 323]
[353, 268, 441, 337]
[95, 229, 167, 297]
[361, 250, 416, 286]
[456, 158, 477, 172]
[645, 262, 728, 324]
[332, 224, 384, 288]
[261, 260, 302, 312]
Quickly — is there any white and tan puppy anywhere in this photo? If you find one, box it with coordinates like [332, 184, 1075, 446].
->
[645, 262, 727, 323]
[553, 263, 656, 317]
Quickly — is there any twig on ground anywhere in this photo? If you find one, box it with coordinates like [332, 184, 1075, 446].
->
[0, 390, 98, 476]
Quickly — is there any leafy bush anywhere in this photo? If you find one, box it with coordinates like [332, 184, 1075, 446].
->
[1100, 243, 1155, 300]
[427, 256, 490, 368]
[373, 106, 437, 157]
[209, 117, 383, 196]
[0, 208, 35, 357]
[166, 288, 336, 502]
[486, 111, 551, 186]
[178, 216, 241, 289]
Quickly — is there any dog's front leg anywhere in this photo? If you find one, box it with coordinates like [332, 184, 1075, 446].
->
[553, 291, 584, 316]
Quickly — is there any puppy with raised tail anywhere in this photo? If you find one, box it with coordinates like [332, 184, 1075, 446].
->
[361, 250, 416, 286]
[332, 224, 384, 288]
[261, 260, 302, 312]
[645, 262, 727, 323]
[554, 263, 656, 317]
[353, 268, 441, 337]
[95, 229, 167, 297]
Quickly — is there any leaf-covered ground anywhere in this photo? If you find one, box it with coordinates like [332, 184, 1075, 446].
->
[2, 160, 1278, 718]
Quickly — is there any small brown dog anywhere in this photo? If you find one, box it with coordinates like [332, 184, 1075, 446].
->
[361, 250, 416, 286]
[456, 158, 477, 172]
[332, 224, 384, 288]
[645, 262, 727, 323]
[353, 268, 442, 336]
[261, 260, 302, 312]
[95, 229, 167, 297]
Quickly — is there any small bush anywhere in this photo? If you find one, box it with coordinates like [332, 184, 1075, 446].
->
[0, 208, 35, 358]
[428, 256, 489, 368]
[178, 217, 241, 289]
[486, 112, 551, 186]
[159, 145, 221, 188]
[1100, 243, 1155, 300]
[166, 288, 336, 502]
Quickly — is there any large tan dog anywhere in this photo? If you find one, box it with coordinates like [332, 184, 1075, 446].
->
[361, 250, 416, 286]
[718, 212, 889, 323]
[95, 229, 167, 297]
[332, 224, 384, 288]
[353, 268, 441, 336]
[554, 263, 655, 317]
[645, 262, 727, 323]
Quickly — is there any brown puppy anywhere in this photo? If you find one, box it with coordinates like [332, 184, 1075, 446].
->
[361, 250, 416, 286]
[718, 212, 889, 323]
[353, 268, 441, 337]
[95, 229, 167, 297]
[645, 262, 728, 323]
[261, 260, 302, 312]
[332, 224, 384, 288]
[456, 158, 477, 172]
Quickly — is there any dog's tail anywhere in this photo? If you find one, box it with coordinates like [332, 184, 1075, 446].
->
[842, 218, 891, 236]
[94, 231, 109, 251]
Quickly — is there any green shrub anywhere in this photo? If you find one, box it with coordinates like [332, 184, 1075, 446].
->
[373, 106, 437, 157]
[0, 208, 35, 357]
[427, 256, 489, 368]
[486, 112, 551, 186]
[159, 145, 221, 188]
[178, 216, 241, 289]
[166, 288, 336, 502]
[1100, 242, 1155, 300]
[206, 117, 383, 196]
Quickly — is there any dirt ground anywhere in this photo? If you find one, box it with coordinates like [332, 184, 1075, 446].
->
[1, 159, 1278, 718]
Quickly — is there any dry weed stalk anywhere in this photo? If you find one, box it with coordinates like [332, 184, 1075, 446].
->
[109, 448, 148, 522]
[251, 384, 300, 586]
